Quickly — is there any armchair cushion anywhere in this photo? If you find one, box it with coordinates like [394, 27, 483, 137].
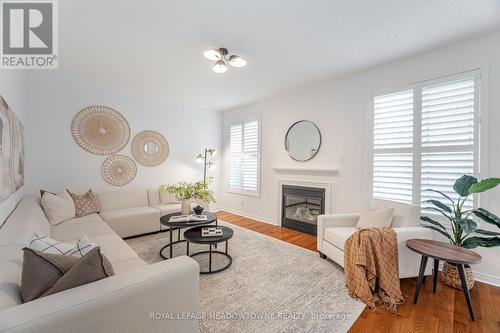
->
[324, 227, 357, 251]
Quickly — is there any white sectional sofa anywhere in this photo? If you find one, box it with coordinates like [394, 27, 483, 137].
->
[317, 199, 433, 279]
[0, 192, 200, 333]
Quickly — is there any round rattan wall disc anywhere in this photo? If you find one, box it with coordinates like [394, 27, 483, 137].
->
[101, 155, 137, 186]
[131, 130, 169, 167]
[72, 106, 130, 155]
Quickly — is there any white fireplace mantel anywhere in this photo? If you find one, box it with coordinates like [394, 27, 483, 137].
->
[272, 167, 338, 175]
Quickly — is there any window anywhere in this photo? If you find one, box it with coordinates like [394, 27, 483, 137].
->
[228, 118, 260, 196]
[372, 72, 479, 210]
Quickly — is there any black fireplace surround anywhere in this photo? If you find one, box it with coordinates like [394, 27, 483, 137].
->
[281, 185, 325, 235]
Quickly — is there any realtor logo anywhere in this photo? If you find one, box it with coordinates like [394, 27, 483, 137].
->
[1, 0, 58, 69]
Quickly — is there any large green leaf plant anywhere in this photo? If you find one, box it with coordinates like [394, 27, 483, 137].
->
[421, 175, 500, 249]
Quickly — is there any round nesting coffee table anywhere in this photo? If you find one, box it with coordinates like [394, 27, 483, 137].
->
[184, 225, 233, 274]
[159, 212, 217, 259]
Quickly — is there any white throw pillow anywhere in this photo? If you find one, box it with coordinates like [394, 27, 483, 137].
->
[40, 190, 76, 226]
[29, 233, 97, 257]
[356, 207, 395, 229]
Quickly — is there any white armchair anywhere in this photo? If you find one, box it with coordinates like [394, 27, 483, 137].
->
[317, 199, 433, 279]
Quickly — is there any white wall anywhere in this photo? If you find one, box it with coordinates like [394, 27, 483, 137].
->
[0, 71, 28, 223]
[25, 72, 221, 201]
[220, 30, 500, 285]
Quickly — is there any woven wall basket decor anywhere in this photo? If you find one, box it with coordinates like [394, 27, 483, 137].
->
[131, 130, 169, 167]
[101, 155, 137, 186]
[72, 106, 131, 155]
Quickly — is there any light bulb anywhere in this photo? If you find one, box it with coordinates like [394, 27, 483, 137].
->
[208, 162, 216, 169]
[228, 55, 246, 68]
[195, 154, 204, 163]
[207, 149, 217, 157]
[212, 60, 227, 73]
[203, 48, 221, 61]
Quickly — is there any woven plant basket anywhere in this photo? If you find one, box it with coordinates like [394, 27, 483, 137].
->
[441, 262, 474, 290]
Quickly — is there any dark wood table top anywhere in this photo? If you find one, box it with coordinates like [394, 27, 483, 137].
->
[406, 239, 482, 265]
[160, 212, 217, 228]
[184, 225, 233, 245]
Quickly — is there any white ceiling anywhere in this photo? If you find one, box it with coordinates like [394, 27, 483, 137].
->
[60, 0, 500, 111]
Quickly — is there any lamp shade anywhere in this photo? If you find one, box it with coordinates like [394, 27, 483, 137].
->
[228, 55, 247, 67]
[212, 60, 228, 73]
[195, 154, 204, 163]
[203, 48, 221, 61]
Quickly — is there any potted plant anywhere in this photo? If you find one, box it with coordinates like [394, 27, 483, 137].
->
[421, 175, 500, 289]
[159, 178, 216, 215]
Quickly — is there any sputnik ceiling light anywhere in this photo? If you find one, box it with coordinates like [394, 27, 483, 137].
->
[203, 47, 247, 73]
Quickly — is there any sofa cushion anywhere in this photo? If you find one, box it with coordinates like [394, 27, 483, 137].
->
[356, 207, 394, 229]
[368, 199, 417, 228]
[99, 207, 160, 238]
[152, 202, 199, 215]
[87, 234, 138, 264]
[51, 213, 114, 241]
[97, 189, 148, 211]
[160, 192, 179, 204]
[29, 233, 98, 257]
[324, 227, 357, 251]
[0, 198, 51, 247]
[147, 190, 160, 206]
[111, 258, 148, 275]
[40, 191, 75, 226]
[0, 261, 23, 310]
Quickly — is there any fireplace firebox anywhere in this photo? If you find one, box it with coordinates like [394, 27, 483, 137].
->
[281, 185, 325, 235]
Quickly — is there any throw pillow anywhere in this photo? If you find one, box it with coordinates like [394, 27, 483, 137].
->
[67, 189, 101, 217]
[21, 247, 114, 302]
[21, 248, 78, 302]
[29, 233, 98, 257]
[40, 190, 76, 225]
[356, 207, 395, 229]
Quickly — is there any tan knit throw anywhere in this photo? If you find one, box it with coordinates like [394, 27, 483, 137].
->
[344, 227, 405, 313]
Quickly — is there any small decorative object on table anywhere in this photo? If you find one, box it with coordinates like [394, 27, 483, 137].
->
[420, 175, 500, 290]
[159, 178, 216, 215]
[193, 205, 204, 215]
[202, 226, 223, 237]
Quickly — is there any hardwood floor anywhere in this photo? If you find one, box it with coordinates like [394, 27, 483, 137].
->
[217, 210, 500, 333]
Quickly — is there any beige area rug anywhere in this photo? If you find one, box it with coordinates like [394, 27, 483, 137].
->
[125, 221, 365, 333]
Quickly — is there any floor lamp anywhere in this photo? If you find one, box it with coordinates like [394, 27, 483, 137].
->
[195, 148, 216, 183]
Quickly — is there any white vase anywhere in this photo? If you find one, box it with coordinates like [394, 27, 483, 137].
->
[181, 199, 191, 215]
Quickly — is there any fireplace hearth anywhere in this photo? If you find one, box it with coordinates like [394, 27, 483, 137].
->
[282, 185, 325, 235]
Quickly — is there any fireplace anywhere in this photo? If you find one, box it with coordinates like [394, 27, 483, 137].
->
[281, 185, 325, 235]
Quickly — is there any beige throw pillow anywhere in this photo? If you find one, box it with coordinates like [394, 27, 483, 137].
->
[40, 190, 75, 226]
[67, 189, 101, 217]
[356, 207, 395, 229]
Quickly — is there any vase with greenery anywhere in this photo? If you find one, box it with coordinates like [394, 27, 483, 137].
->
[159, 177, 216, 215]
[421, 175, 500, 289]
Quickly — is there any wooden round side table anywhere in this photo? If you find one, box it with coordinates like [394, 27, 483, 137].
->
[406, 239, 481, 321]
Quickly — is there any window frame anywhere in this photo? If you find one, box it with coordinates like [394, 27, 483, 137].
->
[226, 115, 262, 197]
[369, 70, 481, 209]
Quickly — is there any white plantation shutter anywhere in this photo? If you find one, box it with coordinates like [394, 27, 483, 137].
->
[420, 78, 476, 210]
[372, 90, 414, 203]
[372, 73, 479, 210]
[228, 119, 260, 195]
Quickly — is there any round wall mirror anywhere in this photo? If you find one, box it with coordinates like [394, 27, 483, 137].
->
[285, 120, 321, 161]
[144, 142, 159, 155]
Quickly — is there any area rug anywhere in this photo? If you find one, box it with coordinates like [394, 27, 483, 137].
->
[125, 221, 365, 333]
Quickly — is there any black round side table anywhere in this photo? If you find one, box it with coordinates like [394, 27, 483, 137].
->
[159, 212, 217, 259]
[183, 225, 233, 274]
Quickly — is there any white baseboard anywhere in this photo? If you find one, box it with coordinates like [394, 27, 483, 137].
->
[474, 271, 500, 287]
[218, 207, 277, 226]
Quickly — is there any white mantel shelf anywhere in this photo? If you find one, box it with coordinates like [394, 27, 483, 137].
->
[272, 167, 339, 174]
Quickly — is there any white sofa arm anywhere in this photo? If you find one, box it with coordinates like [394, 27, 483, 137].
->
[0, 256, 200, 333]
[317, 213, 360, 252]
[393, 227, 434, 278]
